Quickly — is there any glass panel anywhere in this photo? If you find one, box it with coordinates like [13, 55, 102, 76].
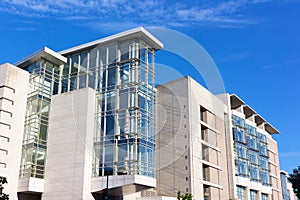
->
[108, 44, 117, 63]
[93, 41, 156, 178]
[234, 127, 246, 143]
[237, 186, 245, 200]
[139, 44, 146, 62]
[120, 44, 129, 62]
[250, 190, 257, 200]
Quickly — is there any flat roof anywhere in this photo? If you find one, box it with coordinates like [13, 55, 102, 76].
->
[15, 47, 67, 68]
[254, 114, 266, 125]
[230, 94, 279, 135]
[243, 105, 256, 118]
[59, 27, 164, 55]
[265, 122, 280, 134]
[230, 94, 245, 109]
[280, 170, 289, 175]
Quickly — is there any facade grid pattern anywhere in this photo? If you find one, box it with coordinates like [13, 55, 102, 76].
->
[233, 115, 270, 185]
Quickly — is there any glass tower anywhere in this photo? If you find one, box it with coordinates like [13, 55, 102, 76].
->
[17, 29, 160, 181]
[19, 58, 61, 179]
[61, 40, 156, 178]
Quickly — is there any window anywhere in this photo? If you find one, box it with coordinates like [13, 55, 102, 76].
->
[248, 136, 258, 150]
[234, 127, 246, 143]
[237, 186, 245, 200]
[259, 143, 268, 157]
[258, 133, 267, 143]
[245, 124, 256, 136]
[261, 170, 270, 186]
[250, 166, 260, 181]
[260, 156, 269, 170]
[248, 150, 259, 165]
[237, 160, 248, 177]
[250, 190, 257, 200]
[261, 193, 268, 200]
[233, 115, 245, 127]
[236, 143, 247, 159]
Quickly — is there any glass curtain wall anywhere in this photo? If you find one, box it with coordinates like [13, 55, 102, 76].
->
[60, 40, 156, 178]
[233, 115, 270, 185]
[19, 59, 60, 178]
[281, 173, 291, 200]
[19, 39, 156, 180]
[91, 41, 156, 178]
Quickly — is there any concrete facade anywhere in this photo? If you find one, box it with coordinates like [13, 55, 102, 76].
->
[157, 76, 283, 200]
[219, 93, 282, 200]
[42, 87, 95, 200]
[156, 77, 230, 200]
[0, 63, 29, 199]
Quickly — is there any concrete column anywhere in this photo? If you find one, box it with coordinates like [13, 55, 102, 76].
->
[42, 88, 96, 200]
[0, 63, 29, 200]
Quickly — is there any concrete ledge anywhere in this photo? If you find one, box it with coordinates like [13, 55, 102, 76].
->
[91, 175, 156, 192]
[137, 197, 177, 200]
[18, 177, 44, 193]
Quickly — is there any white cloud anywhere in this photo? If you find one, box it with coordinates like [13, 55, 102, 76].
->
[0, 0, 272, 28]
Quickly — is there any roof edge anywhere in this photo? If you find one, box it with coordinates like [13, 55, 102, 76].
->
[59, 27, 163, 55]
[15, 47, 67, 68]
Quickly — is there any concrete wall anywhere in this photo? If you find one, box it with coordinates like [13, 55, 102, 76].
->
[156, 77, 230, 200]
[156, 77, 190, 197]
[267, 136, 282, 200]
[189, 78, 229, 200]
[216, 93, 237, 199]
[42, 87, 95, 200]
[0, 63, 29, 199]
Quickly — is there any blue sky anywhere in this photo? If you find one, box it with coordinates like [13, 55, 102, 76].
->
[0, 0, 299, 173]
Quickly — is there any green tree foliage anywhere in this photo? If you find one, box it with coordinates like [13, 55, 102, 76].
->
[177, 191, 193, 200]
[289, 166, 300, 198]
[0, 176, 9, 200]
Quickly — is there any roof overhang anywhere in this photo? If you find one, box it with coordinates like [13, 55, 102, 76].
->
[280, 170, 289, 175]
[15, 47, 67, 68]
[265, 122, 279, 134]
[243, 105, 256, 118]
[254, 114, 266, 125]
[230, 93, 280, 135]
[59, 27, 164, 55]
[230, 94, 245, 109]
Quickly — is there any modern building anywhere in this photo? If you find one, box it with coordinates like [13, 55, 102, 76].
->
[156, 76, 230, 200]
[281, 170, 298, 200]
[218, 93, 282, 200]
[0, 26, 287, 200]
[157, 76, 283, 200]
[0, 27, 163, 200]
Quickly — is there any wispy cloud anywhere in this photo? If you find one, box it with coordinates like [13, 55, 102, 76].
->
[14, 27, 37, 31]
[0, 0, 271, 29]
[262, 58, 300, 69]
